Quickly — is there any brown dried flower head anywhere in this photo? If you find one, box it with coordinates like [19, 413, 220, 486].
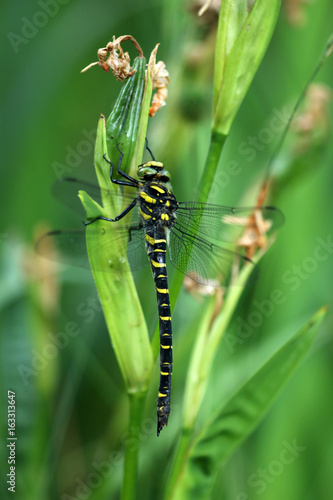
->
[81, 35, 143, 81]
[149, 60, 170, 117]
[238, 182, 273, 260]
[81, 36, 170, 116]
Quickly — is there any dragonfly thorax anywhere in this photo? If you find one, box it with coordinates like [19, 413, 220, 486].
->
[138, 181, 178, 229]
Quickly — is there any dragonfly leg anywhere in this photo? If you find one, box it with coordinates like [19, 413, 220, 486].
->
[84, 199, 137, 226]
[115, 143, 139, 183]
[145, 137, 156, 160]
[102, 154, 137, 187]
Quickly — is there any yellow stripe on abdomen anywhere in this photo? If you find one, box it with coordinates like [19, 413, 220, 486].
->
[151, 260, 166, 268]
[145, 233, 155, 245]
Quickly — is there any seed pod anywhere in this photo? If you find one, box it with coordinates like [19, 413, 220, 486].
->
[105, 56, 146, 176]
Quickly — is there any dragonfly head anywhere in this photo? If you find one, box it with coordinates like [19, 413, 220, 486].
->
[138, 161, 170, 183]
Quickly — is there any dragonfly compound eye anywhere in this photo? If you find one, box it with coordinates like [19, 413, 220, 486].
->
[137, 166, 157, 179]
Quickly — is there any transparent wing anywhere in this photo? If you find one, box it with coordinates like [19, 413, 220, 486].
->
[52, 177, 140, 224]
[168, 203, 283, 286]
[38, 177, 148, 272]
[36, 222, 149, 273]
[52, 177, 105, 214]
[169, 223, 253, 286]
[176, 202, 283, 242]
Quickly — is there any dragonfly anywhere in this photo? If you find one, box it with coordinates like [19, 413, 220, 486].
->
[38, 142, 282, 435]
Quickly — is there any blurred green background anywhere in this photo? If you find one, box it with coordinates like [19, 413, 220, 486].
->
[0, 1, 332, 499]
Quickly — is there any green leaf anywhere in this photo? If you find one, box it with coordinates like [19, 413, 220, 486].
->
[213, 0, 281, 135]
[129, 51, 153, 175]
[78, 189, 108, 220]
[169, 307, 326, 500]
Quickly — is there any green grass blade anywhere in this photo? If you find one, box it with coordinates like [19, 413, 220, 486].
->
[213, 0, 281, 136]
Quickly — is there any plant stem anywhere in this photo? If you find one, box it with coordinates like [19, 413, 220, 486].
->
[164, 429, 192, 500]
[121, 391, 146, 500]
[196, 131, 228, 203]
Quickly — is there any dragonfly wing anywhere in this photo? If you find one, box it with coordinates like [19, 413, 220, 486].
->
[36, 228, 90, 269]
[36, 223, 149, 273]
[168, 222, 253, 286]
[176, 203, 283, 242]
[52, 177, 139, 219]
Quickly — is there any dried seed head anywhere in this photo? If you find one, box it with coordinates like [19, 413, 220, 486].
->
[146, 44, 169, 117]
[149, 61, 170, 117]
[82, 37, 169, 115]
[81, 35, 143, 81]
[238, 182, 272, 260]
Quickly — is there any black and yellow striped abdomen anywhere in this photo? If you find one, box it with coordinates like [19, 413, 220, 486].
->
[139, 181, 178, 435]
[146, 228, 172, 435]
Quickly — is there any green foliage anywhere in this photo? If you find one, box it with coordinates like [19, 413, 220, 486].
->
[213, 0, 281, 135]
